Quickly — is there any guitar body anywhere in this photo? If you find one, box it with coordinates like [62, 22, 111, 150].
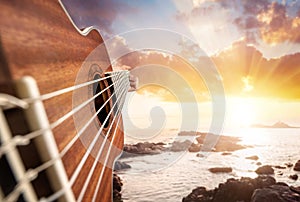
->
[0, 0, 124, 201]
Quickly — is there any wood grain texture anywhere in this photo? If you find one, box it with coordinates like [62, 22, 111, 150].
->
[0, 0, 124, 201]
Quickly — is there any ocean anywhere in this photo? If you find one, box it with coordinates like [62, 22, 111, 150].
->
[117, 128, 300, 202]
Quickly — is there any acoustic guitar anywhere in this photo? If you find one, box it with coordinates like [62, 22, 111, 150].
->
[0, 0, 129, 201]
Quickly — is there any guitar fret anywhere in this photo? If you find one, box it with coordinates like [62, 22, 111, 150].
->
[15, 76, 76, 202]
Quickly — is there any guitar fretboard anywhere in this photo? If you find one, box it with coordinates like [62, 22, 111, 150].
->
[0, 70, 129, 202]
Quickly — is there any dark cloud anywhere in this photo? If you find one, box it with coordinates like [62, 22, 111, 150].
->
[245, 17, 260, 29]
[243, 0, 269, 15]
[222, 1, 300, 44]
[258, 2, 300, 44]
[188, 1, 299, 45]
[61, 0, 138, 37]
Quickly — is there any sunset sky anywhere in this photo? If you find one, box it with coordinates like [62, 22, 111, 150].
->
[63, 0, 300, 131]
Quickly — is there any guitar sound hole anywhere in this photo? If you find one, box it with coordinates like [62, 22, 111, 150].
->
[93, 74, 111, 129]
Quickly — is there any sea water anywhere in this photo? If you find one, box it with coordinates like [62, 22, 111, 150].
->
[117, 128, 300, 202]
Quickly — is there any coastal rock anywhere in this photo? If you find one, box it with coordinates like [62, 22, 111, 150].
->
[196, 133, 248, 152]
[246, 155, 259, 161]
[251, 185, 300, 202]
[293, 160, 300, 171]
[188, 143, 201, 152]
[285, 162, 294, 168]
[114, 161, 131, 171]
[255, 165, 274, 175]
[289, 174, 298, 180]
[121, 142, 165, 158]
[196, 153, 205, 158]
[213, 177, 256, 202]
[181, 186, 213, 202]
[208, 167, 232, 173]
[256, 162, 262, 166]
[274, 165, 286, 169]
[170, 140, 192, 152]
[121, 132, 250, 158]
[113, 173, 123, 201]
[183, 176, 276, 202]
[221, 152, 232, 155]
[290, 186, 300, 195]
[277, 171, 283, 176]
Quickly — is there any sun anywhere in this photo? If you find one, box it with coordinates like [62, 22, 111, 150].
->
[228, 98, 257, 127]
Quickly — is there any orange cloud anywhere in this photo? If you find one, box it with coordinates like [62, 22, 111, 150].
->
[212, 40, 300, 99]
[115, 50, 210, 102]
[116, 39, 300, 101]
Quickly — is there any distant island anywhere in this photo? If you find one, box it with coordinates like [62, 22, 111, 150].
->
[251, 121, 299, 128]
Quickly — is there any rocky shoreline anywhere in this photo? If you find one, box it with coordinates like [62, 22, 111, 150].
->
[182, 176, 300, 202]
[114, 131, 300, 201]
[119, 132, 249, 159]
[183, 160, 300, 202]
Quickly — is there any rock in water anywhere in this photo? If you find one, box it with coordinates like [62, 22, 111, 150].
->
[183, 176, 277, 202]
[196, 153, 205, 158]
[294, 160, 300, 171]
[188, 143, 201, 152]
[290, 186, 300, 195]
[114, 161, 131, 171]
[274, 165, 286, 169]
[246, 155, 259, 161]
[113, 173, 123, 202]
[121, 142, 165, 157]
[170, 140, 192, 152]
[285, 162, 293, 168]
[255, 165, 274, 175]
[251, 185, 300, 202]
[221, 152, 232, 156]
[289, 174, 298, 181]
[208, 167, 232, 173]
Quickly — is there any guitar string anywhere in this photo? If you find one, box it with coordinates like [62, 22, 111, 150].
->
[3, 76, 128, 202]
[91, 83, 127, 202]
[22, 71, 126, 103]
[92, 108, 123, 202]
[41, 76, 129, 202]
[2, 72, 129, 202]
[59, 72, 126, 158]
[0, 72, 128, 157]
[47, 80, 126, 201]
[77, 71, 126, 201]
[69, 76, 128, 187]
[0, 81, 114, 158]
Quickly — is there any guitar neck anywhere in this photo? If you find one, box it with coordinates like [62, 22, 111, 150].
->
[0, 1, 129, 201]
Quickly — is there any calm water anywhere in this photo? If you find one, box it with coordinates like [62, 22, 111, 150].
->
[117, 128, 300, 202]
